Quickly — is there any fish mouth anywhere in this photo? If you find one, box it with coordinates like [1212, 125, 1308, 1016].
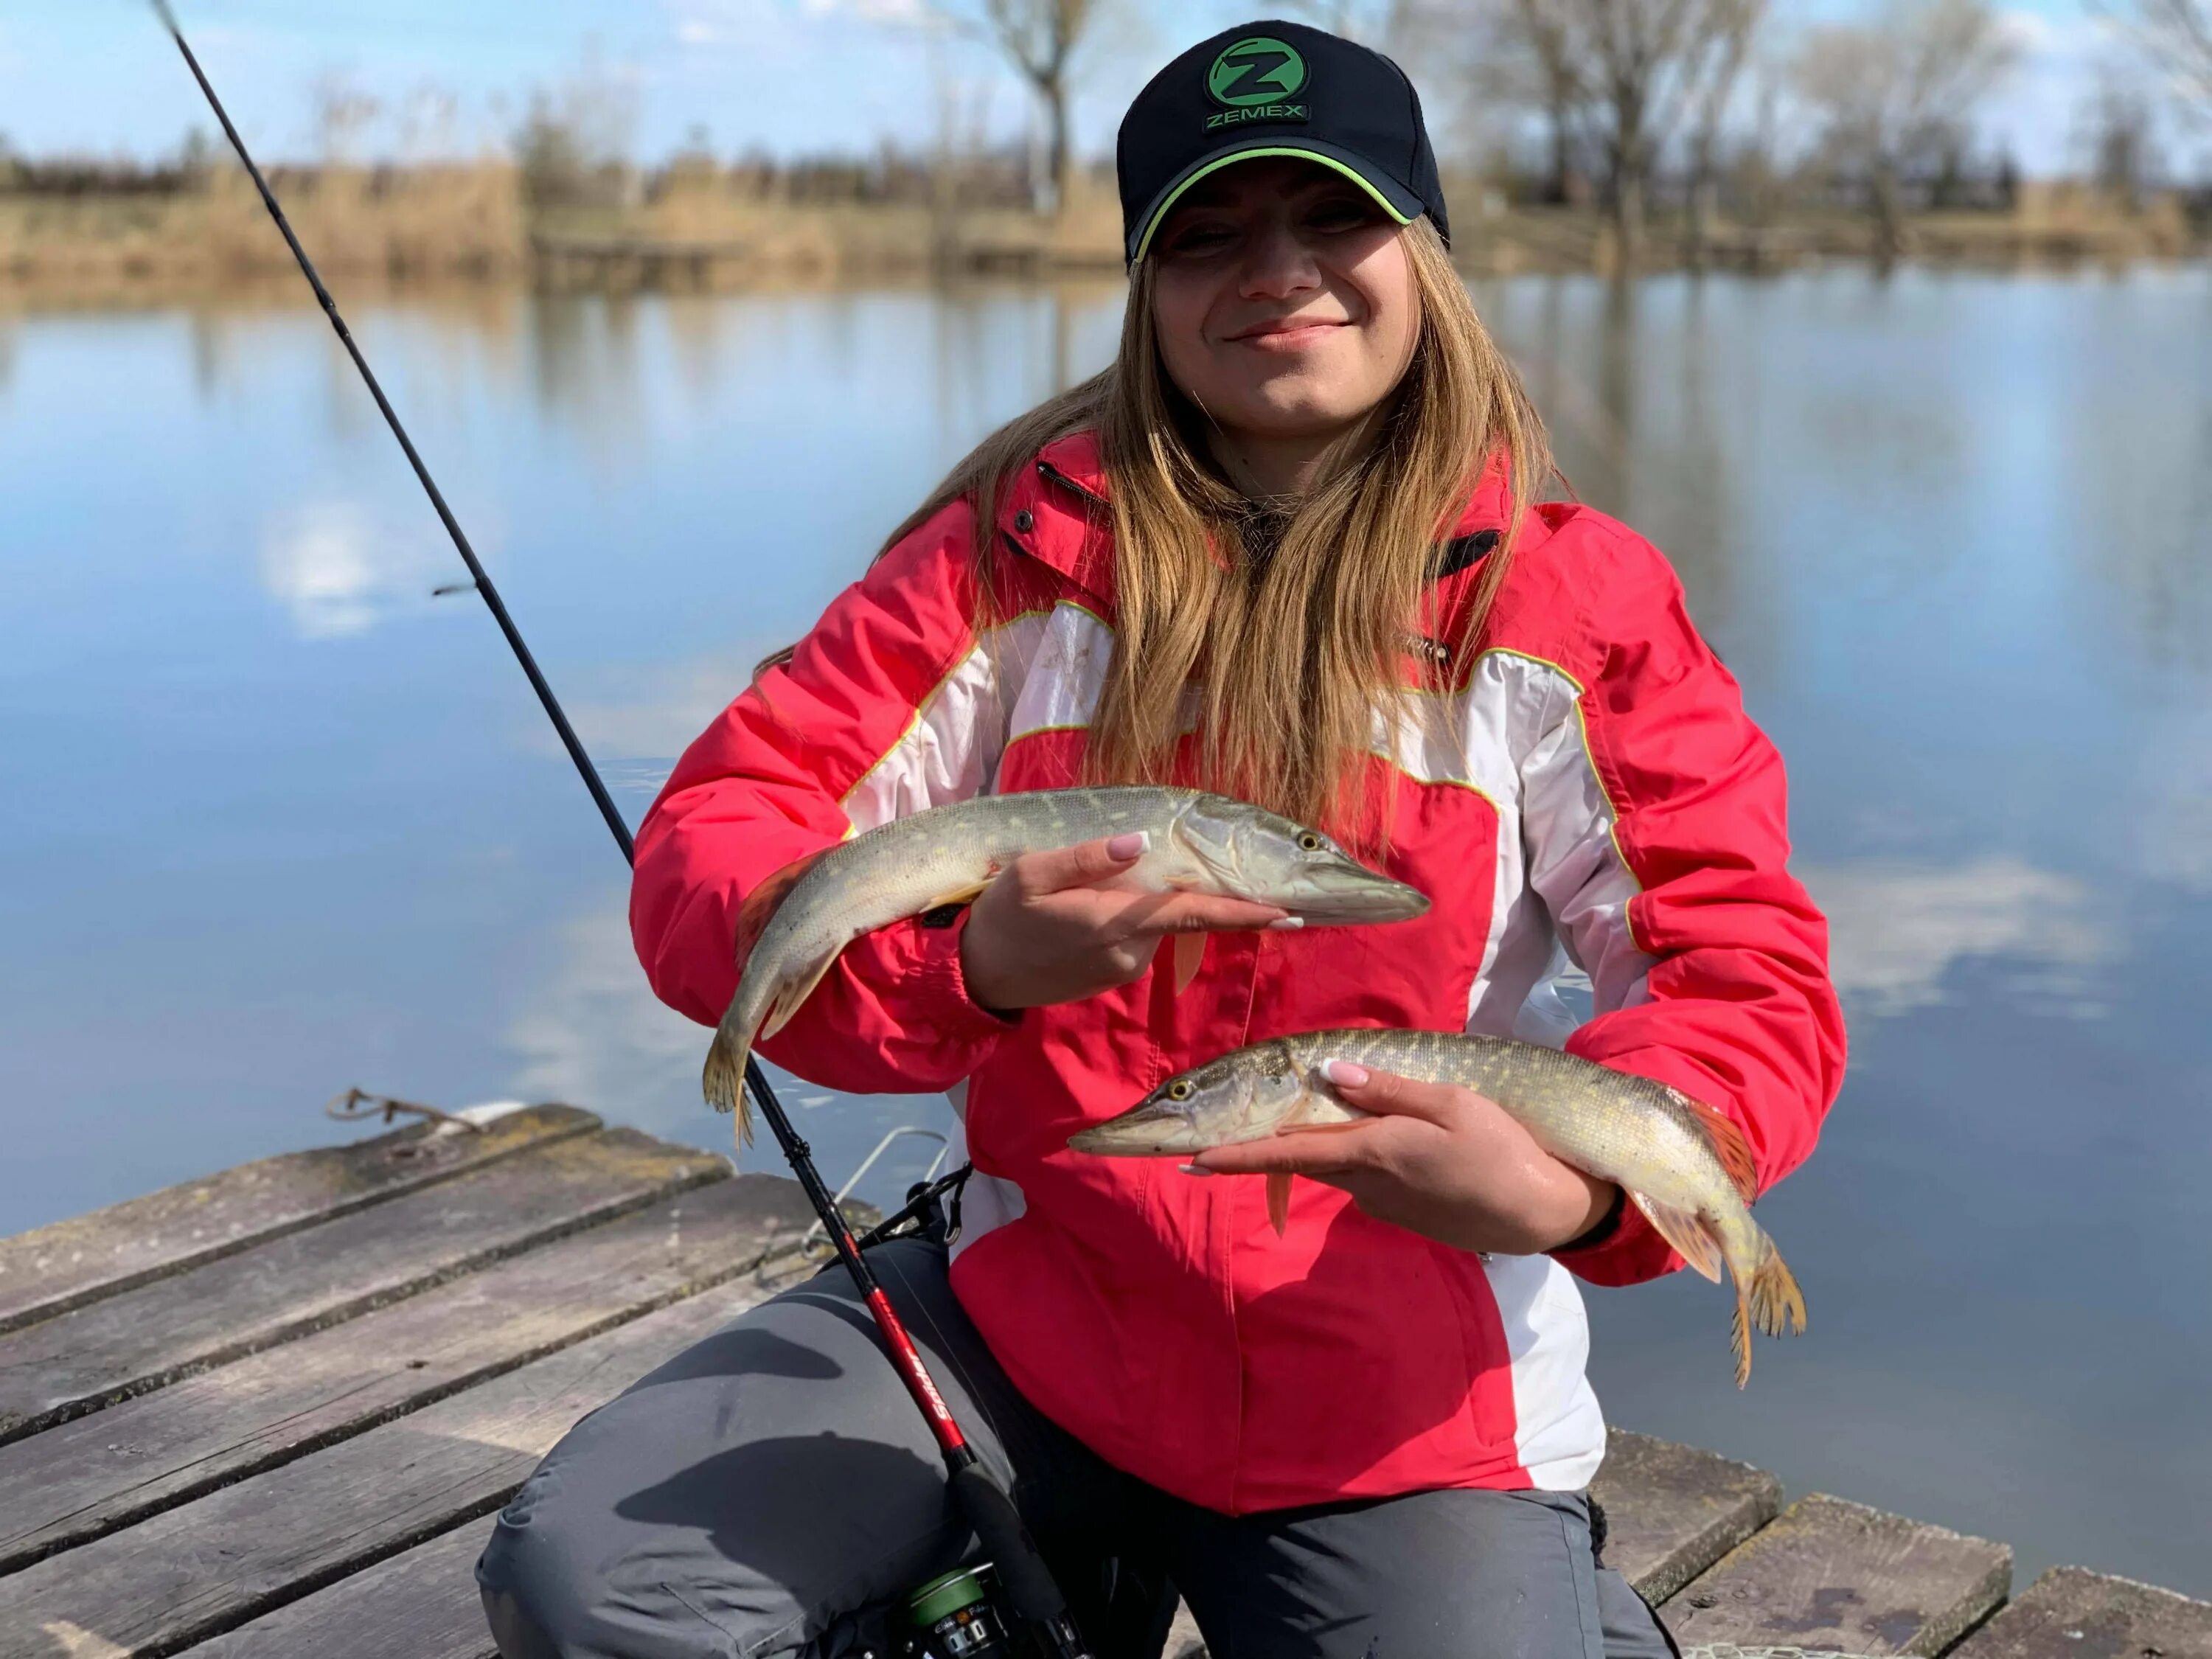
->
[1281, 869, 1431, 925]
[1068, 1116, 1195, 1156]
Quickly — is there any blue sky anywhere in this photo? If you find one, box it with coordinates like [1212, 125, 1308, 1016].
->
[0, 0, 2131, 177]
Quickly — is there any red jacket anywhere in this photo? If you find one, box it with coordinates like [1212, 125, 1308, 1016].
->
[633, 432, 1845, 1514]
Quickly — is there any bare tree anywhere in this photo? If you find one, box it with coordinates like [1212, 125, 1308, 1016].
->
[513, 48, 641, 209]
[1511, 0, 1596, 204]
[1455, 0, 1743, 266]
[1279, 0, 1409, 44]
[312, 74, 382, 167]
[2081, 63, 2161, 208]
[935, 0, 1097, 214]
[1577, 0, 1759, 269]
[1399, 0, 1592, 204]
[396, 85, 462, 165]
[1794, 0, 2017, 263]
[2133, 0, 2212, 108]
[1685, 0, 1764, 265]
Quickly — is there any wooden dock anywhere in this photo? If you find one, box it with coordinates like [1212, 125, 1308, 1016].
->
[1, 1105, 2204, 1659]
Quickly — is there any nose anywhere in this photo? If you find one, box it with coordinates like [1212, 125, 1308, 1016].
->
[1236, 212, 1320, 303]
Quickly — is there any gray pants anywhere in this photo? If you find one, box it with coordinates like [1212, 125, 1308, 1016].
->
[477, 1236, 1677, 1659]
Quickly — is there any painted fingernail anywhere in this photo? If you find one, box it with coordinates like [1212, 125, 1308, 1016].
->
[1107, 831, 1150, 860]
[1178, 1163, 1216, 1177]
[1322, 1058, 1369, 1088]
[1266, 916, 1304, 931]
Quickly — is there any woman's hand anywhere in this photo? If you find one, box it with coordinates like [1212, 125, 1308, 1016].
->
[959, 832, 1291, 1012]
[1186, 1060, 1618, 1256]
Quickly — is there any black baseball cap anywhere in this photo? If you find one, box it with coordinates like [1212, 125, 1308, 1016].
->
[1116, 19, 1449, 265]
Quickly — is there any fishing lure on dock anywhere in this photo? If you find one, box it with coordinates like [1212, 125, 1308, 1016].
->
[704, 787, 1430, 1142]
[1071, 1027, 1806, 1386]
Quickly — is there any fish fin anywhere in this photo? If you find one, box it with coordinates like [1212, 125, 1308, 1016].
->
[1173, 931, 1206, 995]
[920, 877, 992, 912]
[759, 947, 841, 1041]
[1266, 1172, 1293, 1237]
[1627, 1190, 1724, 1283]
[732, 849, 829, 973]
[1720, 1225, 1806, 1389]
[1746, 1226, 1807, 1340]
[1730, 1273, 1753, 1389]
[1669, 1089, 1760, 1207]
[701, 1024, 755, 1145]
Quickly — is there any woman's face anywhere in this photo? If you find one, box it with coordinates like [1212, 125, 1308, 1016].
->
[1148, 158, 1420, 447]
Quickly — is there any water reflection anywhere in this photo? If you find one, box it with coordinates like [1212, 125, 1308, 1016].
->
[507, 893, 956, 1173]
[2, 268, 2209, 1596]
[1799, 857, 2112, 1018]
[257, 498, 450, 639]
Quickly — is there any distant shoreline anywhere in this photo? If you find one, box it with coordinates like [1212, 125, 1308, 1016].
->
[3, 166, 2201, 305]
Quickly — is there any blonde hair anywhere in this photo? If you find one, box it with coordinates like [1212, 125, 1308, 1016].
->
[803, 218, 1551, 833]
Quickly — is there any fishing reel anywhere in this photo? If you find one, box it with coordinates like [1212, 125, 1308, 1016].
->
[900, 1565, 1018, 1658]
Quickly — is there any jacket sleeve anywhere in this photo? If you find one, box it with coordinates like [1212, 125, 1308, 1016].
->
[628, 501, 1018, 1095]
[1520, 523, 1846, 1287]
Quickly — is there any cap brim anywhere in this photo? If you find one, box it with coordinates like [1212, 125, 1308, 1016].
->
[1127, 138, 1424, 264]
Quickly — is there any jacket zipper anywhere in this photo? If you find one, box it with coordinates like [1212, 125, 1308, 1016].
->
[1035, 457, 1106, 505]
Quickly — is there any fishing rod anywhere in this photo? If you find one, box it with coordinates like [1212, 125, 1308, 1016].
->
[148, 7, 1091, 1655]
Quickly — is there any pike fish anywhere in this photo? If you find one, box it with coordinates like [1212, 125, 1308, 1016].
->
[703, 787, 1430, 1144]
[1070, 1028, 1806, 1386]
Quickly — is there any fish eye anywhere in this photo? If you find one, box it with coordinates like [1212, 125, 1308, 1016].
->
[1166, 1079, 1194, 1102]
[1297, 832, 1322, 852]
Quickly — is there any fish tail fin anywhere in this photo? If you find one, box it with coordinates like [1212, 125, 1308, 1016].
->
[702, 1001, 760, 1147]
[1729, 1273, 1753, 1389]
[1747, 1226, 1807, 1340]
[1724, 1223, 1807, 1388]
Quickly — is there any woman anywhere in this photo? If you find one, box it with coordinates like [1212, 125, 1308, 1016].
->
[479, 19, 1845, 1659]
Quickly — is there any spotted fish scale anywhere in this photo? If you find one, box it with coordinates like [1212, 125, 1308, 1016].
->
[1074, 1026, 1808, 1385]
[702, 786, 1429, 1149]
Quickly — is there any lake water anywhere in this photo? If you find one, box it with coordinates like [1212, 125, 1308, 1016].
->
[2, 268, 2208, 1596]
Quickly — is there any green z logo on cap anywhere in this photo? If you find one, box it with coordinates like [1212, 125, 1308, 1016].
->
[1207, 36, 1308, 107]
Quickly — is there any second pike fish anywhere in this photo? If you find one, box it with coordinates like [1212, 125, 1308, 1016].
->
[703, 787, 1429, 1142]
[1071, 1028, 1806, 1386]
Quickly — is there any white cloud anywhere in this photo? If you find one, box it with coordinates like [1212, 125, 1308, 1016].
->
[800, 0, 936, 23]
[507, 902, 708, 1116]
[504, 897, 959, 1198]
[663, 0, 839, 53]
[256, 500, 456, 640]
[1798, 855, 2114, 1017]
[524, 655, 768, 802]
[566, 658, 754, 767]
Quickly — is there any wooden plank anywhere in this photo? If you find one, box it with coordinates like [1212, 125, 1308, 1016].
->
[1592, 1429, 1785, 1604]
[178, 1522, 495, 1659]
[0, 1106, 599, 1336]
[0, 1262, 813, 1659]
[0, 1175, 817, 1575]
[1663, 1494, 2011, 1657]
[1950, 1567, 2212, 1659]
[0, 1129, 727, 1444]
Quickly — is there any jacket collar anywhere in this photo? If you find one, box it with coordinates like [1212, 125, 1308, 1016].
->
[995, 431, 1116, 604]
[995, 430, 1514, 613]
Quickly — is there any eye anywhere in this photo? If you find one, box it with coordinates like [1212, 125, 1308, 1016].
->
[1297, 832, 1323, 852]
[1161, 219, 1237, 259]
[1166, 1079, 1194, 1102]
[1307, 198, 1373, 232]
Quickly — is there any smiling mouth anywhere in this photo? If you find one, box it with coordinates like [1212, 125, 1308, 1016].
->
[1228, 319, 1348, 347]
